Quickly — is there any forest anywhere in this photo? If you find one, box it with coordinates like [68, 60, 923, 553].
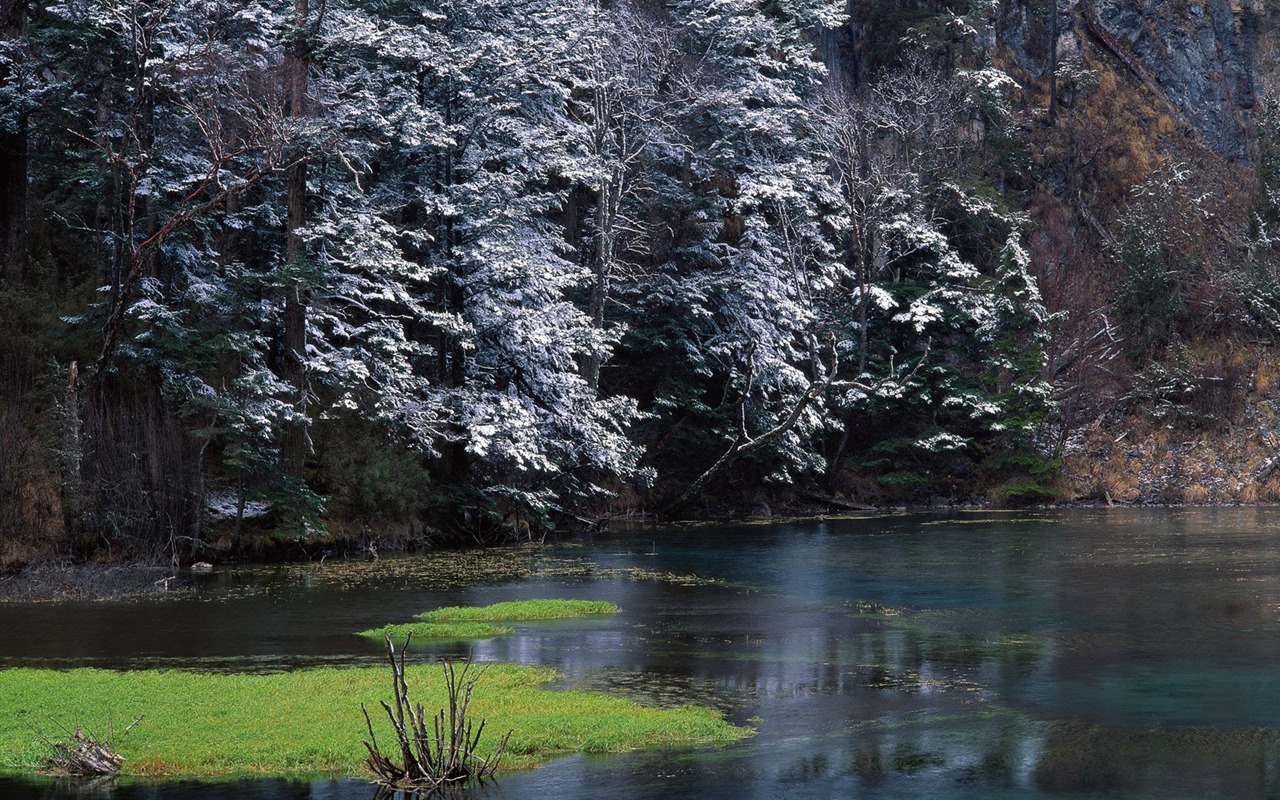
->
[3, 0, 1280, 564]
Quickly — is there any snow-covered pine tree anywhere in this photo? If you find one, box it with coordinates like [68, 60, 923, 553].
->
[815, 25, 1053, 502]
[628, 0, 847, 502]
[31, 0, 318, 545]
[348, 0, 647, 527]
[556, 0, 679, 394]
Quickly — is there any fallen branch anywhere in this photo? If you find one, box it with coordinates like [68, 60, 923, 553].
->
[38, 717, 141, 776]
[800, 492, 878, 512]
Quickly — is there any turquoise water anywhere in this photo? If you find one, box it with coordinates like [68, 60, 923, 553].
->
[4, 507, 1280, 798]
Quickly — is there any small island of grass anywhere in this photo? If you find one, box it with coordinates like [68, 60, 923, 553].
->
[358, 621, 516, 641]
[421, 599, 620, 622]
[357, 599, 620, 641]
[0, 663, 747, 778]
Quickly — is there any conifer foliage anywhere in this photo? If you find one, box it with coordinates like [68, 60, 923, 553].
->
[0, 0, 1055, 551]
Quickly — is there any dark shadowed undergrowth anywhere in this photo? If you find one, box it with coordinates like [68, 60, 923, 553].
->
[0, 560, 176, 602]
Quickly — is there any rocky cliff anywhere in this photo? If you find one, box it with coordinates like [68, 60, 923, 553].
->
[996, 0, 1265, 160]
[992, 0, 1280, 503]
[1096, 0, 1257, 159]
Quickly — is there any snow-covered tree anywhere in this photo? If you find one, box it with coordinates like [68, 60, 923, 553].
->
[627, 0, 848, 499]
[319, 0, 649, 524]
[557, 0, 680, 392]
[813, 36, 1053, 500]
[10, 0, 1063, 548]
[30, 0, 320, 539]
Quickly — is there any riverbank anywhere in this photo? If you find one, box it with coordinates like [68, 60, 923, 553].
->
[0, 560, 176, 602]
[1060, 353, 1280, 505]
[0, 664, 748, 778]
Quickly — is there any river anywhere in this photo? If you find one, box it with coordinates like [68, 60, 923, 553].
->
[4, 507, 1280, 798]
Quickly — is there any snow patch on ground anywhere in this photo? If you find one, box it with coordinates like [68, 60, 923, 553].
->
[205, 493, 271, 521]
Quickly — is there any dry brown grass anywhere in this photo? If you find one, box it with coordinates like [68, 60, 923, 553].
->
[1183, 484, 1212, 504]
[0, 538, 43, 570]
[1101, 451, 1143, 499]
[1254, 359, 1280, 396]
[1258, 475, 1280, 502]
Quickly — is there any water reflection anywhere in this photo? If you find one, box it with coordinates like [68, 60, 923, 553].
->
[6, 508, 1280, 798]
[0, 775, 519, 800]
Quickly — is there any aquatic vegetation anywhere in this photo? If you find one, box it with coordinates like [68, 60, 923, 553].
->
[419, 599, 620, 622]
[844, 600, 1050, 664]
[358, 599, 619, 641]
[565, 667, 743, 713]
[220, 549, 725, 601]
[357, 622, 514, 642]
[267, 546, 546, 592]
[1033, 721, 1280, 793]
[0, 665, 749, 778]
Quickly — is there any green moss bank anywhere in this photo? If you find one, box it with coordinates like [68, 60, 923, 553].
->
[421, 599, 620, 622]
[0, 665, 748, 778]
[358, 599, 621, 641]
[357, 621, 515, 641]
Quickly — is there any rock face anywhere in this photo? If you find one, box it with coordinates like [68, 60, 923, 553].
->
[1090, 0, 1257, 160]
[994, 0, 1263, 161]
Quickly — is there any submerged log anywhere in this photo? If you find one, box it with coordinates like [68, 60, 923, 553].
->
[802, 494, 878, 512]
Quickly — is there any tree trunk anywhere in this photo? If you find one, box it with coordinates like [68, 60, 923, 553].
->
[446, 277, 468, 483]
[582, 181, 611, 392]
[94, 53, 124, 303]
[1047, 0, 1060, 124]
[60, 361, 82, 535]
[136, 64, 158, 282]
[281, 0, 310, 481]
[0, 0, 27, 282]
[582, 276, 606, 391]
[439, 83, 469, 484]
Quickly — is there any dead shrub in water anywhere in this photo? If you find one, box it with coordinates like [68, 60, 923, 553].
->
[361, 636, 510, 792]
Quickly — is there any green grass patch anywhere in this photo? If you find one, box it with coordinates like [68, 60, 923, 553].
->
[0, 665, 748, 779]
[356, 599, 619, 640]
[418, 599, 621, 622]
[357, 621, 514, 641]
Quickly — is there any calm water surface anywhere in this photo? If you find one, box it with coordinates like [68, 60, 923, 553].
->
[4, 507, 1280, 799]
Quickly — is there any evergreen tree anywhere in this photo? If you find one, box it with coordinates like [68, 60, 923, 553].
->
[631, 0, 847, 499]
[2, 0, 1066, 550]
[323, 0, 649, 525]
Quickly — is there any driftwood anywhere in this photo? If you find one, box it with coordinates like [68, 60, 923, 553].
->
[1255, 429, 1280, 484]
[39, 718, 140, 776]
[361, 635, 511, 792]
[800, 493, 878, 512]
